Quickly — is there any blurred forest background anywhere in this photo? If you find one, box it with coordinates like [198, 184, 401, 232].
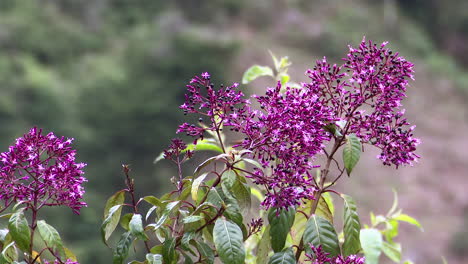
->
[0, 0, 467, 263]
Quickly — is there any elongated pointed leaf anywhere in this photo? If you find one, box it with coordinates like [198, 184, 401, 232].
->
[360, 228, 383, 264]
[129, 214, 148, 241]
[343, 134, 361, 175]
[268, 247, 295, 264]
[256, 226, 271, 264]
[242, 65, 274, 84]
[163, 237, 177, 264]
[148, 201, 180, 230]
[8, 209, 30, 252]
[303, 215, 340, 257]
[381, 241, 401, 262]
[196, 241, 214, 264]
[316, 197, 333, 224]
[37, 220, 63, 252]
[0, 242, 17, 263]
[102, 190, 125, 244]
[101, 205, 123, 245]
[393, 214, 423, 231]
[192, 172, 209, 203]
[113, 231, 133, 264]
[213, 218, 245, 264]
[342, 194, 361, 256]
[268, 207, 295, 252]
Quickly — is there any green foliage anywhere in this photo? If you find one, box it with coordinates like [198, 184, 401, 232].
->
[343, 134, 362, 176]
[268, 247, 296, 264]
[303, 215, 340, 257]
[8, 209, 30, 253]
[341, 194, 361, 256]
[213, 218, 245, 264]
[360, 229, 383, 264]
[268, 207, 295, 252]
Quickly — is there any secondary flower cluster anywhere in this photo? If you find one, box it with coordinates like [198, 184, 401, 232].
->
[305, 38, 420, 167]
[305, 245, 365, 264]
[174, 38, 420, 209]
[0, 127, 87, 213]
[177, 72, 247, 144]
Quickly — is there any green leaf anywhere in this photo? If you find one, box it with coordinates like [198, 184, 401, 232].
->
[360, 228, 383, 264]
[113, 231, 133, 264]
[242, 65, 274, 84]
[101, 204, 124, 245]
[278, 73, 290, 85]
[256, 226, 272, 264]
[120, 213, 133, 231]
[316, 196, 333, 224]
[341, 194, 361, 256]
[322, 192, 335, 216]
[268, 207, 295, 252]
[148, 201, 180, 230]
[393, 214, 423, 231]
[162, 237, 177, 264]
[143, 196, 163, 207]
[183, 215, 204, 224]
[302, 215, 340, 257]
[37, 220, 63, 252]
[383, 219, 399, 243]
[0, 242, 17, 263]
[186, 140, 223, 154]
[129, 214, 148, 241]
[192, 172, 209, 203]
[343, 134, 362, 176]
[268, 247, 296, 264]
[8, 209, 30, 252]
[102, 190, 125, 245]
[213, 218, 245, 264]
[196, 241, 215, 264]
[382, 241, 401, 263]
[146, 253, 163, 264]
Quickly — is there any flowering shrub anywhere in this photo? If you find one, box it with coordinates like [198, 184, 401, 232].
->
[0, 38, 423, 264]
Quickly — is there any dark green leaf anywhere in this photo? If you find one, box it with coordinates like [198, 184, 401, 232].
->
[268, 207, 295, 252]
[343, 134, 361, 175]
[342, 194, 361, 256]
[113, 231, 133, 264]
[302, 215, 340, 257]
[129, 214, 148, 241]
[8, 209, 30, 252]
[268, 247, 296, 264]
[213, 218, 245, 264]
[360, 228, 383, 264]
[196, 241, 214, 264]
[242, 65, 273, 84]
[163, 237, 177, 264]
[0, 242, 17, 263]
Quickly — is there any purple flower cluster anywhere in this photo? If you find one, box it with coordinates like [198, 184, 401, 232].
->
[305, 245, 365, 264]
[164, 138, 193, 162]
[177, 38, 419, 209]
[177, 72, 247, 144]
[305, 38, 420, 167]
[0, 127, 87, 214]
[229, 81, 334, 208]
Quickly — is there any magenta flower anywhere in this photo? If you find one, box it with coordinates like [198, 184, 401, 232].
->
[305, 37, 420, 167]
[305, 245, 365, 264]
[0, 127, 87, 214]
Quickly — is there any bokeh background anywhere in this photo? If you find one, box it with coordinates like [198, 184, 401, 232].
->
[0, 0, 467, 263]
